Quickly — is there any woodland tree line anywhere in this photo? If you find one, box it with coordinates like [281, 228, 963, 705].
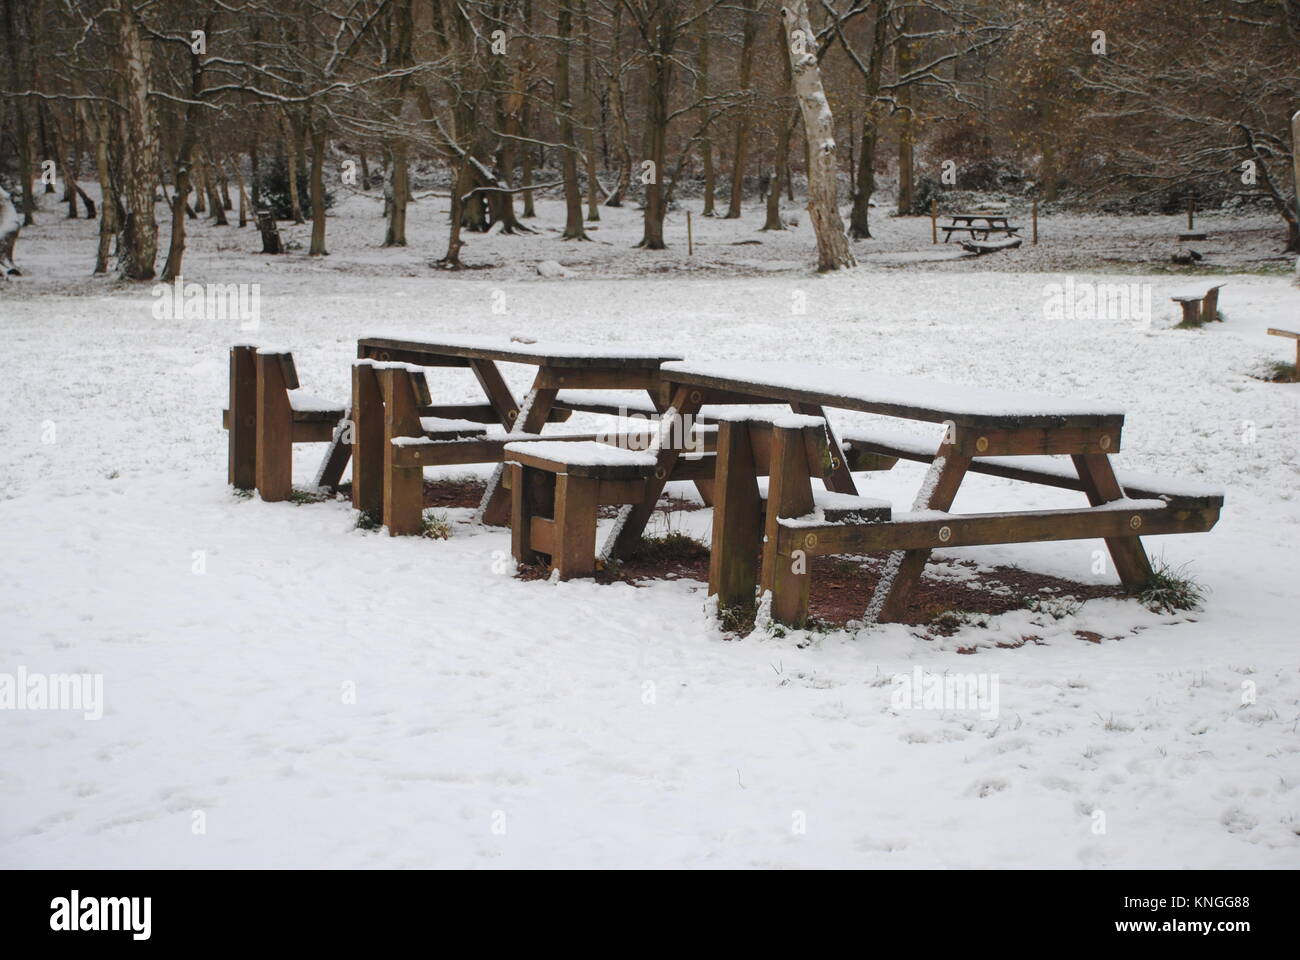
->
[1, 0, 1297, 279]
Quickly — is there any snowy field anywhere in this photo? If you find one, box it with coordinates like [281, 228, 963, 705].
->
[2, 192, 1299, 868]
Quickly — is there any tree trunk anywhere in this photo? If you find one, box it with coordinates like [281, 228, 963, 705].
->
[231, 154, 249, 227]
[385, 142, 408, 246]
[781, 1, 855, 271]
[556, 1, 588, 240]
[581, 1, 600, 221]
[895, 7, 915, 216]
[1291, 110, 1300, 262]
[2, 1, 35, 225]
[112, 0, 161, 280]
[638, 17, 673, 250]
[848, 3, 889, 240]
[698, 6, 716, 216]
[604, 3, 632, 207]
[84, 103, 115, 274]
[283, 112, 304, 223]
[308, 119, 328, 255]
[763, 25, 795, 232]
[724, 0, 759, 219]
[206, 150, 229, 226]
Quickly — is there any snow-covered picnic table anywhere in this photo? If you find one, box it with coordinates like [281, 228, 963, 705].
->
[941, 212, 1021, 243]
[353, 334, 688, 528]
[599, 360, 1221, 626]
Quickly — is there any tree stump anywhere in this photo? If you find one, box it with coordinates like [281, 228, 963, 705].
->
[255, 208, 283, 254]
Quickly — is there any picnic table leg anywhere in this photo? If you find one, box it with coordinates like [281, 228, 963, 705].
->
[648, 387, 714, 507]
[254, 352, 293, 502]
[709, 421, 763, 613]
[469, 358, 521, 430]
[553, 473, 600, 579]
[477, 370, 560, 526]
[228, 345, 257, 490]
[509, 463, 547, 566]
[605, 385, 704, 560]
[791, 402, 859, 495]
[761, 422, 818, 628]
[379, 368, 426, 536]
[1072, 453, 1154, 589]
[351, 362, 385, 516]
[867, 450, 972, 623]
[314, 406, 352, 492]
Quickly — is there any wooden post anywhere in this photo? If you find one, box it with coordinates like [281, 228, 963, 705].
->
[351, 362, 385, 515]
[930, 196, 937, 244]
[1032, 198, 1038, 245]
[1187, 192, 1195, 231]
[228, 345, 257, 490]
[1072, 453, 1154, 588]
[509, 464, 541, 565]
[686, 209, 693, 256]
[761, 422, 817, 628]
[1292, 109, 1299, 274]
[254, 351, 293, 502]
[870, 451, 971, 623]
[552, 473, 599, 579]
[379, 368, 425, 536]
[709, 422, 763, 612]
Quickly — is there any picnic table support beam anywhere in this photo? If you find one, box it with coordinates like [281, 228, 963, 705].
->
[379, 368, 426, 536]
[792, 402, 859, 496]
[469, 358, 521, 430]
[867, 449, 972, 623]
[254, 352, 294, 502]
[762, 422, 818, 628]
[351, 362, 385, 516]
[1071, 453, 1153, 588]
[227, 345, 257, 490]
[314, 405, 353, 492]
[478, 371, 561, 526]
[606, 385, 704, 560]
[708, 421, 763, 613]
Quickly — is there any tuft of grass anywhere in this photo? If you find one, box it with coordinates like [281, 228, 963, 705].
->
[355, 509, 383, 531]
[420, 511, 452, 540]
[1264, 360, 1298, 383]
[233, 487, 253, 501]
[717, 602, 757, 636]
[1019, 594, 1083, 620]
[628, 530, 710, 564]
[1136, 559, 1206, 614]
[288, 488, 330, 505]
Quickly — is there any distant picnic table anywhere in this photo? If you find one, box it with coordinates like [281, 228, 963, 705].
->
[941, 211, 1021, 243]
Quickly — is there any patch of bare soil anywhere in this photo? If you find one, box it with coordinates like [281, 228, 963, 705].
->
[399, 481, 1120, 632]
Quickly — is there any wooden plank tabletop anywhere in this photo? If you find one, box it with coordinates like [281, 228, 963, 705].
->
[359, 334, 683, 368]
[660, 361, 1126, 428]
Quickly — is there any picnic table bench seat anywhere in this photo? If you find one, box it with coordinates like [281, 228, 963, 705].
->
[223, 345, 349, 502]
[839, 426, 1224, 509]
[502, 441, 660, 579]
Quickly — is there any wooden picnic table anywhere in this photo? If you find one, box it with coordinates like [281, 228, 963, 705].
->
[350, 334, 686, 526]
[941, 212, 1020, 243]
[605, 361, 1220, 625]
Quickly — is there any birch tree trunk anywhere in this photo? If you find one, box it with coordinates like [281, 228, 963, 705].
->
[111, 0, 161, 280]
[1292, 110, 1300, 272]
[781, 1, 855, 271]
[581, 0, 600, 221]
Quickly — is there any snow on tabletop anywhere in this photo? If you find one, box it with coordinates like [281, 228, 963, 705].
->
[503, 440, 657, 467]
[365, 332, 683, 362]
[286, 390, 343, 413]
[662, 361, 1125, 419]
[706, 408, 824, 428]
[254, 345, 293, 356]
[419, 417, 486, 433]
[355, 359, 428, 374]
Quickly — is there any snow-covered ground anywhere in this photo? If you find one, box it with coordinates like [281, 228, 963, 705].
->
[2, 191, 1298, 868]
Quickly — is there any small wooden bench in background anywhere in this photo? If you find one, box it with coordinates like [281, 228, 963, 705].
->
[1267, 327, 1300, 381]
[1171, 284, 1225, 325]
